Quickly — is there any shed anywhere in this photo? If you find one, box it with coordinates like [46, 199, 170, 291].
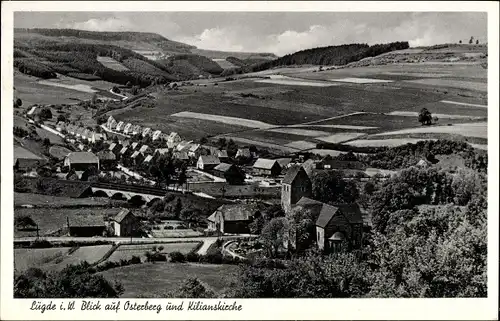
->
[152, 130, 162, 141]
[252, 158, 281, 177]
[213, 163, 245, 185]
[64, 152, 99, 171]
[207, 204, 259, 234]
[111, 209, 139, 237]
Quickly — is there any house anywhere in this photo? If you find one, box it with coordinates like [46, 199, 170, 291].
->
[106, 116, 116, 129]
[90, 132, 106, 143]
[131, 124, 142, 135]
[81, 129, 91, 140]
[27, 106, 37, 117]
[130, 142, 140, 150]
[123, 123, 132, 134]
[119, 147, 130, 157]
[316, 159, 366, 170]
[217, 150, 229, 162]
[115, 121, 125, 132]
[154, 148, 170, 158]
[14, 146, 47, 171]
[108, 143, 122, 156]
[197, 155, 220, 171]
[131, 151, 145, 165]
[68, 215, 107, 237]
[295, 197, 363, 253]
[111, 209, 139, 237]
[207, 204, 260, 234]
[120, 140, 131, 148]
[174, 151, 189, 161]
[142, 127, 152, 137]
[213, 163, 245, 185]
[97, 150, 117, 169]
[252, 158, 282, 177]
[64, 152, 99, 171]
[139, 145, 151, 154]
[236, 148, 251, 158]
[77, 143, 85, 151]
[167, 132, 182, 147]
[66, 124, 77, 135]
[176, 140, 192, 152]
[188, 144, 201, 158]
[143, 154, 153, 163]
[75, 127, 85, 138]
[416, 159, 431, 168]
[152, 130, 162, 141]
[281, 165, 312, 213]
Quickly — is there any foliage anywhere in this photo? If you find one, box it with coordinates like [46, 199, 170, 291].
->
[169, 251, 186, 263]
[14, 262, 123, 298]
[310, 170, 360, 204]
[14, 58, 57, 79]
[260, 217, 289, 258]
[165, 277, 216, 298]
[249, 41, 409, 72]
[39, 107, 53, 120]
[418, 108, 433, 125]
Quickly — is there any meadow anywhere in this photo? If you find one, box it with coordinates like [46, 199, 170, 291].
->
[100, 262, 239, 297]
[104, 242, 200, 263]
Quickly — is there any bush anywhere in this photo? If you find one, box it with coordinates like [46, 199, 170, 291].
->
[130, 255, 141, 264]
[169, 251, 186, 263]
[201, 252, 223, 264]
[186, 252, 200, 262]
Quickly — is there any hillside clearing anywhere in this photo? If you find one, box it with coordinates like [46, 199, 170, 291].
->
[284, 140, 317, 150]
[347, 138, 436, 147]
[14, 247, 72, 272]
[267, 128, 331, 137]
[372, 122, 487, 139]
[387, 111, 484, 120]
[316, 133, 366, 144]
[255, 78, 337, 87]
[287, 124, 378, 130]
[329, 77, 393, 84]
[405, 78, 487, 92]
[171, 111, 273, 129]
[440, 100, 487, 108]
[43, 245, 113, 271]
[38, 80, 97, 94]
[96, 56, 129, 71]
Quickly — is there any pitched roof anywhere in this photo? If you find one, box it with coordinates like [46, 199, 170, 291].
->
[168, 132, 180, 140]
[113, 209, 134, 223]
[49, 146, 72, 160]
[276, 158, 292, 168]
[282, 165, 306, 184]
[174, 151, 189, 160]
[144, 155, 153, 162]
[69, 215, 106, 227]
[216, 204, 259, 222]
[315, 203, 340, 228]
[236, 148, 251, 157]
[139, 145, 149, 153]
[253, 158, 279, 170]
[217, 150, 228, 158]
[189, 144, 201, 152]
[155, 148, 170, 156]
[119, 147, 129, 154]
[66, 152, 98, 164]
[331, 203, 363, 224]
[14, 146, 43, 161]
[131, 142, 139, 150]
[214, 163, 233, 172]
[302, 159, 317, 176]
[131, 151, 141, 158]
[199, 155, 220, 165]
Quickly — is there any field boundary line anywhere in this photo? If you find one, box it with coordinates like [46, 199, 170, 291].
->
[440, 100, 487, 108]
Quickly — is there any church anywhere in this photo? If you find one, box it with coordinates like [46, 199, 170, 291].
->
[281, 165, 363, 253]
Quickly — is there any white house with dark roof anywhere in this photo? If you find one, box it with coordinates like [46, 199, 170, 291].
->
[123, 123, 133, 134]
[142, 127, 152, 137]
[131, 124, 142, 135]
[56, 121, 67, 132]
[106, 116, 116, 129]
[188, 144, 201, 158]
[176, 140, 192, 152]
[152, 130, 162, 141]
[196, 155, 220, 171]
[64, 151, 99, 171]
[139, 145, 151, 154]
[167, 132, 182, 146]
[143, 154, 153, 163]
[252, 158, 282, 177]
[130, 142, 139, 150]
[111, 209, 138, 237]
[115, 121, 125, 132]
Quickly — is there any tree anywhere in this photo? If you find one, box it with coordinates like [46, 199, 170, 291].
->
[469, 36, 474, 44]
[199, 136, 208, 145]
[260, 217, 289, 258]
[177, 166, 187, 189]
[164, 277, 215, 298]
[15, 98, 23, 107]
[14, 262, 123, 298]
[174, 198, 182, 219]
[418, 107, 432, 125]
[217, 137, 227, 149]
[286, 206, 317, 253]
[310, 170, 359, 204]
[459, 40, 462, 44]
[57, 114, 66, 122]
[476, 39, 479, 45]
[39, 107, 52, 120]
[42, 138, 51, 148]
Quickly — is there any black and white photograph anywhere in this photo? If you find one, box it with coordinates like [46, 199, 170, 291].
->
[1, 2, 498, 320]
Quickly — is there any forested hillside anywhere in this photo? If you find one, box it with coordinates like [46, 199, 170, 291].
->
[249, 41, 410, 72]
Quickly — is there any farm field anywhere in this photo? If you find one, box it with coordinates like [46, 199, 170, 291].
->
[97, 56, 130, 71]
[43, 245, 113, 271]
[104, 242, 200, 263]
[35, 127, 64, 145]
[346, 138, 437, 147]
[405, 78, 487, 92]
[14, 247, 72, 272]
[373, 122, 487, 139]
[14, 207, 121, 237]
[100, 263, 239, 297]
[14, 193, 110, 207]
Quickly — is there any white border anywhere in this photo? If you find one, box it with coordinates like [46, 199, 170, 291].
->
[1, 2, 499, 320]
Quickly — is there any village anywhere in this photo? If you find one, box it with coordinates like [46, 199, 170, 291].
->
[14, 102, 390, 258]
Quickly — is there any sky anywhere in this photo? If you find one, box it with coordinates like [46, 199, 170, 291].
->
[14, 12, 487, 56]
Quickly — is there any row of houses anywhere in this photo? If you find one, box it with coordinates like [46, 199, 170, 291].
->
[105, 116, 182, 147]
[56, 122, 107, 144]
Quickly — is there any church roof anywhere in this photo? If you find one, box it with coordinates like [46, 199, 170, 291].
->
[282, 165, 306, 184]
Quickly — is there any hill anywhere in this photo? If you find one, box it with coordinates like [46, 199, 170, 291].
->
[13, 28, 277, 84]
[341, 43, 488, 68]
[248, 41, 410, 72]
[191, 48, 277, 60]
